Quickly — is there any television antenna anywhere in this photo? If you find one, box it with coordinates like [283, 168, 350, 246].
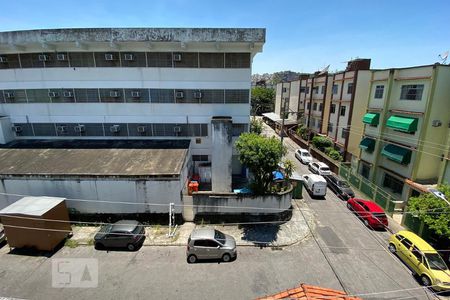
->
[438, 51, 448, 64]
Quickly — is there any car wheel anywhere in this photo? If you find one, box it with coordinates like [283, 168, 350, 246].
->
[127, 243, 136, 251]
[94, 243, 104, 250]
[420, 275, 431, 286]
[388, 243, 396, 254]
[346, 203, 352, 210]
[187, 254, 197, 264]
[222, 253, 231, 262]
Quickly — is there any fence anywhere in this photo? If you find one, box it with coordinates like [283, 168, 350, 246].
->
[338, 164, 402, 217]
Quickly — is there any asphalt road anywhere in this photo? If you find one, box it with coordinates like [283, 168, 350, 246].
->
[0, 124, 444, 300]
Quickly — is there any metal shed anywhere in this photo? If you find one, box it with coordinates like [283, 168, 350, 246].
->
[0, 196, 72, 251]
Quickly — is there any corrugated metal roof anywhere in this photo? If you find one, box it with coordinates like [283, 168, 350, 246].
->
[0, 196, 65, 216]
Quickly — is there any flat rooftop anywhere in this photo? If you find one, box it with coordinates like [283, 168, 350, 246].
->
[0, 196, 65, 216]
[0, 139, 189, 179]
[0, 28, 266, 44]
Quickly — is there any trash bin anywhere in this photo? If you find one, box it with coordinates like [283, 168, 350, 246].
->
[290, 172, 303, 199]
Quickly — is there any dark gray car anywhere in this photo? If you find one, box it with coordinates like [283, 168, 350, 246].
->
[324, 174, 354, 200]
[187, 228, 237, 263]
[94, 220, 145, 251]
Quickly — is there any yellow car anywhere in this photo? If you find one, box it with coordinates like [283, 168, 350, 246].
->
[388, 230, 450, 291]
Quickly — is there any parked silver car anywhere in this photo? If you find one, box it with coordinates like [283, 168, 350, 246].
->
[186, 228, 236, 263]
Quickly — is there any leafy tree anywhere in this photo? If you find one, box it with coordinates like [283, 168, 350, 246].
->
[250, 118, 263, 135]
[235, 133, 286, 194]
[282, 159, 295, 180]
[407, 185, 450, 239]
[251, 87, 275, 115]
[327, 149, 343, 162]
[311, 136, 333, 151]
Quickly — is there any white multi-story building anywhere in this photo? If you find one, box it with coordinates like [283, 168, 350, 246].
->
[0, 28, 265, 189]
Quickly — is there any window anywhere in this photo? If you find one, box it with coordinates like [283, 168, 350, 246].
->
[400, 237, 412, 249]
[313, 103, 317, 111]
[330, 104, 336, 114]
[300, 87, 306, 93]
[318, 103, 323, 111]
[328, 123, 333, 132]
[225, 53, 250, 68]
[282, 87, 287, 93]
[321, 86, 325, 94]
[411, 246, 423, 260]
[400, 84, 424, 101]
[341, 128, 349, 139]
[305, 87, 310, 94]
[360, 163, 370, 179]
[192, 155, 209, 161]
[307, 102, 311, 109]
[332, 84, 338, 94]
[347, 83, 353, 94]
[340, 106, 346, 116]
[194, 240, 218, 248]
[383, 173, 404, 195]
[199, 53, 224, 68]
[374, 85, 384, 99]
[314, 87, 319, 94]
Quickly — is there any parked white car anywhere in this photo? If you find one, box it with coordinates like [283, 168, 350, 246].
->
[295, 148, 313, 164]
[308, 161, 332, 176]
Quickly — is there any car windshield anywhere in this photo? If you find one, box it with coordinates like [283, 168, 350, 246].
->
[425, 253, 448, 271]
[99, 224, 113, 234]
[214, 230, 226, 244]
[338, 181, 350, 188]
[321, 167, 330, 171]
[302, 152, 311, 157]
[132, 224, 143, 234]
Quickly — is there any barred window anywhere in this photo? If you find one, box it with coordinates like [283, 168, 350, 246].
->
[74, 89, 100, 103]
[68, 52, 95, 67]
[19, 53, 45, 68]
[330, 104, 336, 114]
[104, 123, 128, 137]
[232, 124, 248, 136]
[192, 155, 209, 161]
[199, 53, 224, 68]
[374, 85, 384, 99]
[225, 89, 249, 103]
[45, 52, 70, 68]
[3, 89, 27, 103]
[124, 89, 150, 103]
[347, 83, 354, 94]
[400, 85, 424, 101]
[99, 89, 125, 103]
[201, 90, 225, 103]
[225, 53, 250, 68]
[94, 52, 120, 67]
[0, 54, 21, 69]
[32, 123, 57, 136]
[150, 89, 175, 103]
[120, 52, 146, 67]
[27, 89, 51, 103]
[11, 123, 34, 136]
[173, 52, 199, 68]
[147, 52, 173, 67]
[332, 84, 338, 95]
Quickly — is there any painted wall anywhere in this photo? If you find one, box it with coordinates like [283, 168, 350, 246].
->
[211, 118, 232, 192]
[0, 177, 184, 214]
[0, 117, 14, 144]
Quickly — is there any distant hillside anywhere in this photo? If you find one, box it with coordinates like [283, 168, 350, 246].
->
[252, 71, 304, 85]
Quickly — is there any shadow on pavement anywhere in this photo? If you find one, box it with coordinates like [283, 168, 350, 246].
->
[239, 224, 281, 247]
[7, 240, 65, 258]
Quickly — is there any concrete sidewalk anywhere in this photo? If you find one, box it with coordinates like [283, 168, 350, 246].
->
[71, 199, 313, 247]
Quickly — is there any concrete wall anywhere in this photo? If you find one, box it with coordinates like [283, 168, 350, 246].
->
[0, 116, 14, 144]
[192, 189, 292, 216]
[275, 83, 282, 116]
[211, 118, 232, 192]
[0, 177, 184, 214]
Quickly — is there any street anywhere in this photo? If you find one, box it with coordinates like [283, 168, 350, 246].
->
[0, 124, 443, 300]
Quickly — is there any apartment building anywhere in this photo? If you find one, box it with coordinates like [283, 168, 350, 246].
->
[357, 64, 450, 204]
[304, 73, 332, 135]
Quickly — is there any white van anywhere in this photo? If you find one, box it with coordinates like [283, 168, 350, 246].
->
[303, 174, 327, 198]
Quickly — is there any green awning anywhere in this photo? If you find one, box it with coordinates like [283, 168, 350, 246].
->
[359, 137, 376, 152]
[363, 113, 380, 126]
[381, 144, 412, 164]
[386, 116, 418, 133]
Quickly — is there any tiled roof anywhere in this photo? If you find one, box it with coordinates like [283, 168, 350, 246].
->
[256, 283, 362, 300]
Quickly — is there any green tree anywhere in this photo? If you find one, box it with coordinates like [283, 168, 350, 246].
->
[251, 87, 275, 115]
[407, 185, 450, 238]
[250, 118, 263, 135]
[235, 133, 286, 194]
[311, 136, 333, 151]
[282, 159, 295, 180]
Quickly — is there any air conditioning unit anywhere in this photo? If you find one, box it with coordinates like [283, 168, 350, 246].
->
[173, 126, 182, 133]
[109, 91, 120, 98]
[193, 91, 203, 99]
[110, 125, 121, 133]
[74, 124, 86, 133]
[11, 125, 22, 133]
[431, 120, 442, 127]
[124, 53, 134, 61]
[173, 53, 182, 62]
[63, 91, 74, 98]
[56, 53, 67, 61]
[175, 91, 184, 99]
[38, 54, 49, 61]
[48, 92, 60, 98]
[131, 91, 141, 98]
[137, 126, 146, 133]
[104, 53, 114, 61]
[4, 92, 14, 99]
[0, 56, 7, 63]
[56, 125, 68, 134]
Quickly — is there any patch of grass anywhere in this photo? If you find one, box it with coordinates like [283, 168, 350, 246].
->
[65, 239, 79, 248]
[86, 239, 94, 246]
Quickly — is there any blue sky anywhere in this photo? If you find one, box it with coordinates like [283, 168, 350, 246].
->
[1, 0, 449, 74]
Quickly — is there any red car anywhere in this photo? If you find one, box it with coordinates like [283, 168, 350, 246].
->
[347, 198, 388, 229]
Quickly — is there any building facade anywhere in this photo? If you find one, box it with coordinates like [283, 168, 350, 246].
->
[0, 28, 265, 189]
[357, 64, 450, 203]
